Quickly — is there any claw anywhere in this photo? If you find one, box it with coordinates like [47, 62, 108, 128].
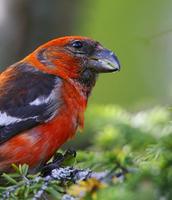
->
[41, 149, 77, 176]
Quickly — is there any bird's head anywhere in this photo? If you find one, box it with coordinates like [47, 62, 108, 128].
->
[25, 36, 120, 96]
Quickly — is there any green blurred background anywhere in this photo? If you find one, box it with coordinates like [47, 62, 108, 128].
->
[0, 0, 171, 108]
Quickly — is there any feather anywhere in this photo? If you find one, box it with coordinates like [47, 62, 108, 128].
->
[0, 62, 63, 143]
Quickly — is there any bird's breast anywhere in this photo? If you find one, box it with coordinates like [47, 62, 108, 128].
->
[33, 81, 87, 161]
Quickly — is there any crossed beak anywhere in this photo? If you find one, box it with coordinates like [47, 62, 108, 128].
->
[88, 48, 120, 73]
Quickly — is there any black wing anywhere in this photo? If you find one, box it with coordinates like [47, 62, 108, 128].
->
[0, 62, 62, 144]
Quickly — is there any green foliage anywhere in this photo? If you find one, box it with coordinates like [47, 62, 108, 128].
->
[0, 105, 172, 200]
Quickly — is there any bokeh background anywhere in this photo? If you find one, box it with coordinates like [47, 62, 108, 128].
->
[0, 0, 171, 109]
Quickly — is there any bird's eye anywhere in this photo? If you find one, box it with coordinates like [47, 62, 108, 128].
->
[71, 41, 83, 49]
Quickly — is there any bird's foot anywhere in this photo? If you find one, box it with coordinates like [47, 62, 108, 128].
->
[41, 148, 76, 176]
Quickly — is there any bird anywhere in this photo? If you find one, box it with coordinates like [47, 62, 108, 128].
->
[0, 36, 120, 172]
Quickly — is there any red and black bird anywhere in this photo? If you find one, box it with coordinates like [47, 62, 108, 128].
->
[0, 36, 120, 172]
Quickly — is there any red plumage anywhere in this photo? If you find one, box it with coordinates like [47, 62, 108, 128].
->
[0, 36, 120, 172]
